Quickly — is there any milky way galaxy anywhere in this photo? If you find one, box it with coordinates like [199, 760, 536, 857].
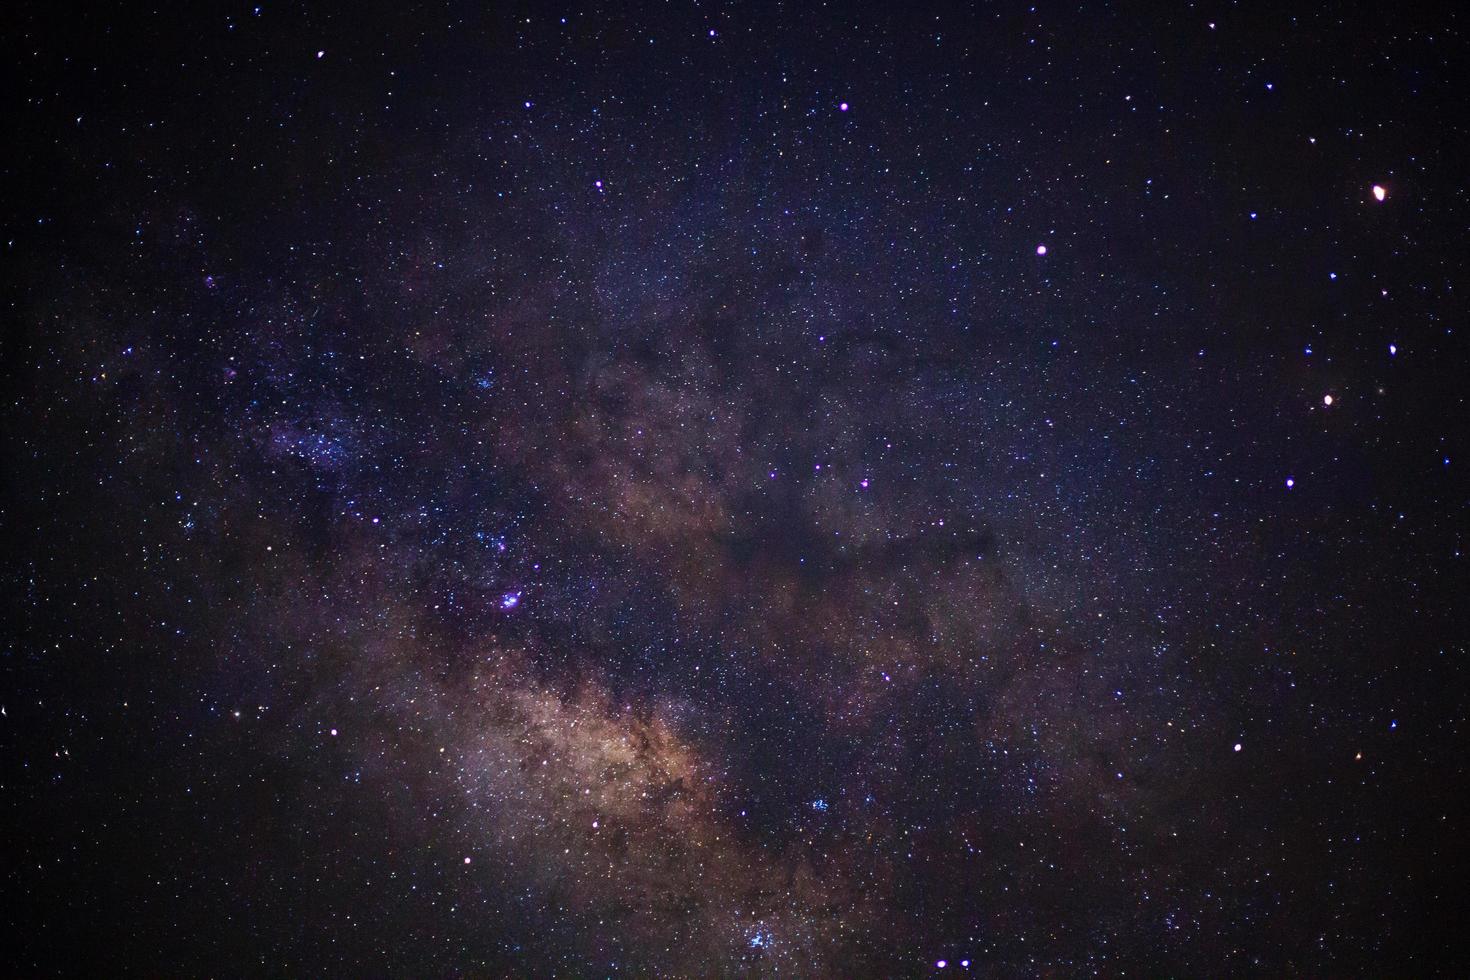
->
[6, 2, 1469, 976]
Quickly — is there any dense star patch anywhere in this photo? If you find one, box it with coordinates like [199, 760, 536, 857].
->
[4, 1, 1468, 975]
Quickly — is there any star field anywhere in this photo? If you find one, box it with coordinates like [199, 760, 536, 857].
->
[4, 1, 1469, 975]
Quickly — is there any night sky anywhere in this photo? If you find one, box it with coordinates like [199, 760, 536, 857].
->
[5, 1, 1469, 975]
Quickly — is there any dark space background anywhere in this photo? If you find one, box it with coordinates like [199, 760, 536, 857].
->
[4, 1, 1468, 975]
